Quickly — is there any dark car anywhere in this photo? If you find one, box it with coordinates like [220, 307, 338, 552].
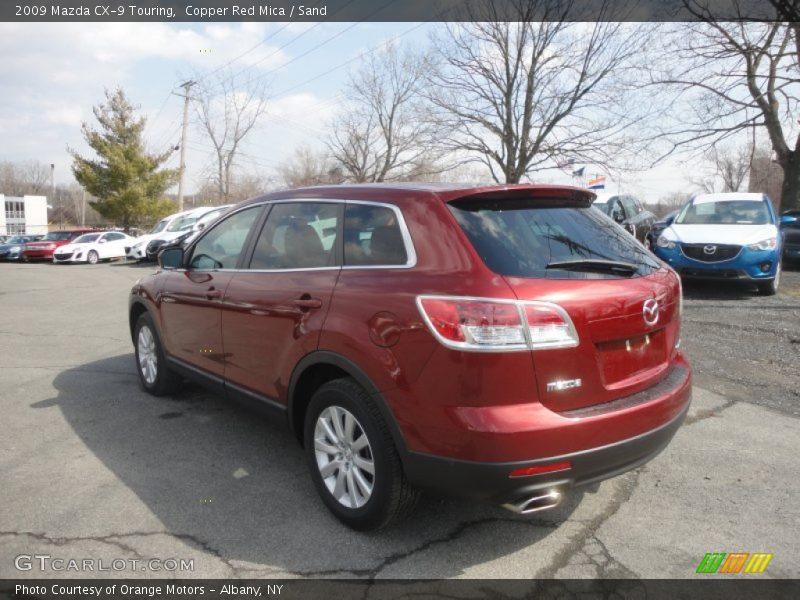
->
[129, 183, 691, 530]
[145, 231, 193, 261]
[0, 235, 40, 261]
[592, 193, 656, 248]
[646, 210, 680, 250]
[780, 210, 800, 263]
[23, 229, 96, 261]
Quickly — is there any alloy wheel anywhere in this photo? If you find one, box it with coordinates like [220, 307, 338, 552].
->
[137, 325, 158, 385]
[313, 405, 375, 509]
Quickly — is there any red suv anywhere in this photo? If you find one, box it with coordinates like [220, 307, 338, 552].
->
[23, 229, 96, 261]
[129, 184, 691, 530]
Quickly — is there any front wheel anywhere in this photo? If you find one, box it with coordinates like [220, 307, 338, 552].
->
[304, 378, 419, 530]
[134, 313, 181, 395]
[757, 263, 780, 296]
[87, 250, 99, 264]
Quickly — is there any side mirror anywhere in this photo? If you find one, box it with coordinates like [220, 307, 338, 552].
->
[158, 247, 184, 270]
[98, 239, 107, 244]
[780, 213, 797, 225]
[665, 215, 675, 226]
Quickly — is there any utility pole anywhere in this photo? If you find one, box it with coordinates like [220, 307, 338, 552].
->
[175, 80, 196, 212]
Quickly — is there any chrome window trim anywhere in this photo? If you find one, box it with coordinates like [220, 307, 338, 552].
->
[185, 197, 417, 273]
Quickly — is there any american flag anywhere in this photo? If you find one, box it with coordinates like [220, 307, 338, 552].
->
[587, 175, 606, 189]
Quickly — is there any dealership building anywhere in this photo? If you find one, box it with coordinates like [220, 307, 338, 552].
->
[0, 194, 48, 235]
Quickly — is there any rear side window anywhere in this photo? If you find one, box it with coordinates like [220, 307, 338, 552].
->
[344, 204, 408, 266]
[250, 202, 339, 269]
[448, 198, 660, 279]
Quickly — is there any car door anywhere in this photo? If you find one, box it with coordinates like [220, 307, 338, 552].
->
[96, 232, 122, 258]
[158, 204, 264, 379]
[220, 201, 343, 404]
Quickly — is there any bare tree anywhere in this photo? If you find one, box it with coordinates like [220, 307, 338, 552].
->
[425, 0, 650, 184]
[748, 145, 785, 205]
[194, 71, 269, 202]
[689, 143, 753, 193]
[650, 12, 800, 210]
[278, 145, 343, 189]
[0, 160, 51, 195]
[327, 44, 441, 183]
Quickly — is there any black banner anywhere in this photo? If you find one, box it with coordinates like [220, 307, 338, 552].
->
[1, 0, 786, 23]
[3, 579, 800, 600]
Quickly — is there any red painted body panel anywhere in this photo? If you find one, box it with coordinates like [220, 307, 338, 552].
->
[131, 183, 691, 483]
[23, 229, 95, 260]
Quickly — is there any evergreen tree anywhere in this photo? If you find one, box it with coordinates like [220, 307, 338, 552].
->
[70, 89, 178, 231]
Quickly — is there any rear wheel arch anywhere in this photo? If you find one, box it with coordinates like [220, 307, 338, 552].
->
[288, 351, 407, 455]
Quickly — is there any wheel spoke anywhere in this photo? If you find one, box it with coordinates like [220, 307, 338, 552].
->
[319, 418, 339, 445]
[314, 438, 339, 456]
[346, 470, 358, 507]
[352, 467, 373, 498]
[351, 433, 370, 451]
[319, 459, 340, 478]
[343, 411, 355, 445]
[353, 455, 374, 475]
[332, 468, 346, 499]
[330, 406, 346, 441]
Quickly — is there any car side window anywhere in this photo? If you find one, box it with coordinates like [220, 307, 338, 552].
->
[344, 204, 408, 266]
[610, 199, 626, 223]
[105, 232, 125, 241]
[249, 202, 339, 270]
[189, 206, 261, 270]
[621, 196, 639, 217]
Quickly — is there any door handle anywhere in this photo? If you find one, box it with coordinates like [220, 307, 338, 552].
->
[205, 287, 222, 300]
[293, 297, 322, 310]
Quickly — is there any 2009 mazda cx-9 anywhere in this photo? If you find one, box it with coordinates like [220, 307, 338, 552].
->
[129, 183, 691, 530]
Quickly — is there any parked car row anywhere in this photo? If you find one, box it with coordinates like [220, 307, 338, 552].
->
[0, 205, 233, 265]
[590, 190, 797, 296]
[125, 205, 233, 262]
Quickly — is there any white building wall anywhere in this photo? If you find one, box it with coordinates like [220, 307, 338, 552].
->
[0, 194, 49, 235]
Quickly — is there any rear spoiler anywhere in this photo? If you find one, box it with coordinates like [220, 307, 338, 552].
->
[447, 186, 596, 208]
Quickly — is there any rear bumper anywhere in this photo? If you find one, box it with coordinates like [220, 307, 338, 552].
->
[399, 359, 692, 504]
[404, 401, 689, 504]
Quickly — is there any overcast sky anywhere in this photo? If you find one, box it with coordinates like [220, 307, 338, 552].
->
[0, 21, 701, 203]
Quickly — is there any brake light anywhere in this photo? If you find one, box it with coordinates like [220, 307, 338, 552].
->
[417, 296, 578, 352]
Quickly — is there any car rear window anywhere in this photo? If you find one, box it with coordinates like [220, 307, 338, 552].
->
[448, 197, 660, 279]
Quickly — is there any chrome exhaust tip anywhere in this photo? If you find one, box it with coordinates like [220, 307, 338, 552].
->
[501, 490, 562, 515]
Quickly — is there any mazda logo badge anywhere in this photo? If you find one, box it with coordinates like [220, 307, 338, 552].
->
[643, 299, 659, 326]
[703, 245, 717, 254]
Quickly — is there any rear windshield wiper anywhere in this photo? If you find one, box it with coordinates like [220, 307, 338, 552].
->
[545, 259, 638, 274]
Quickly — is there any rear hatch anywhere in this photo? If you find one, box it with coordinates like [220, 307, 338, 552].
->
[447, 190, 681, 412]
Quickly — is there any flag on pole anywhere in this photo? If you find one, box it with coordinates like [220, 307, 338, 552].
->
[587, 175, 606, 189]
[572, 167, 585, 177]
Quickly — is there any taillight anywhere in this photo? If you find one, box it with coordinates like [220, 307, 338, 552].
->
[417, 296, 578, 352]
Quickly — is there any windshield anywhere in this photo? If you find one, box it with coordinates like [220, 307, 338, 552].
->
[73, 233, 101, 244]
[149, 220, 168, 234]
[449, 198, 660, 279]
[676, 199, 771, 225]
[41, 231, 78, 241]
[166, 215, 198, 232]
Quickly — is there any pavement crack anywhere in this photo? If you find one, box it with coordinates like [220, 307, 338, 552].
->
[683, 397, 737, 425]
[535, 470, 643, 578]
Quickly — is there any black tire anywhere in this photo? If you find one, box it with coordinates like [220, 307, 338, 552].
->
[757, 263, 780, 296]
[87, 250, 99, 264]
[133, 312, 181, 396]
[304, 377, 419, 530]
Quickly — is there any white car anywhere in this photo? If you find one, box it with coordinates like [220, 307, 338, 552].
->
[52, 231, 134, 264]
[126, 205, 232, 261]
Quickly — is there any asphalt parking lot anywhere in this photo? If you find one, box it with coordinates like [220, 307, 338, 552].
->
[0, 260, 798, 580]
